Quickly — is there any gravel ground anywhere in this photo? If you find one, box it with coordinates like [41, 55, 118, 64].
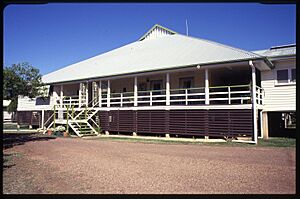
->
[3, 137, 295, 194]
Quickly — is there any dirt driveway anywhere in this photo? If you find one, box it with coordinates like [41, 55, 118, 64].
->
[3, 136, 295, 194]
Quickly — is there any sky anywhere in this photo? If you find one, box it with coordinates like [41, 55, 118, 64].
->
[4, 3, 296, 75]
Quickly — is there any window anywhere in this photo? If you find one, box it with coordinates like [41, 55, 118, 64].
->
[138, 83, 147, 91]
[277, 69, 288, 83]
[283, 112, 296, 129]
[109, 115, 113, 123]
[150, 80, 163, 90]
[291, 69, 296, 82]
[179, 77, 194, 89]
[276, 68, 296, 85]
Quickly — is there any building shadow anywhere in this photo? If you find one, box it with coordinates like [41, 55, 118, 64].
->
[3, 132, 57, 150]
[3, 153, 16, 170]
[3, 132, 57, 170]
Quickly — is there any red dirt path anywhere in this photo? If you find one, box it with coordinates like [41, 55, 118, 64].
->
[3, 137, 295, 194]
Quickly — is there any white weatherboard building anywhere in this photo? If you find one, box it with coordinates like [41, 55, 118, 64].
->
[253, 45, 296, 138]
[3, 100, 12, 122]
[17, 24, 296, 142]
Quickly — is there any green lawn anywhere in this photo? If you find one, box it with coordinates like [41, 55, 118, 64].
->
[89, 136, 296, 147]
[2, 130, 295, 148]
[257, 137, 296, 147]
[3, 123, 29, 130]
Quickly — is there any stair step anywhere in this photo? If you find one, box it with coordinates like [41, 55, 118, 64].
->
[75, 127, 91, 130]
[79, 130, 93, 134]
[80, 133, 97, 137]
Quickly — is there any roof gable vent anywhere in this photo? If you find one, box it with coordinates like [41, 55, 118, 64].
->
[139, 24, 177, 41]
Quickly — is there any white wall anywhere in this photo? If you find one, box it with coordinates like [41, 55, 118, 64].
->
[17, 96, 54, 111]
[3, 111, 12, 121]
[261, 58, 296, 111]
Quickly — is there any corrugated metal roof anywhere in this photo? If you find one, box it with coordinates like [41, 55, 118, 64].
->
[252, 44, 296, 58]
[42, 33, 262, 84]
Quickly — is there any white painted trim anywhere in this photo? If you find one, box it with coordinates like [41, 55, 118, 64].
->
[60, 85, 64, 107]
[134, 76, 138, 106]
[107, 80, 110, 107]
[228, 87, 231, 104]
[79, 83, 82, 107]
[250, 60, 258, 144]
[166, 73, 170, 106]
[205, 69, 209, 105]
[94, 104, 252, 111]
[85, 81, 88, 105]
[41, 110, 45, 129]
[232, 140, 256, 144]
[99, 80, 102, 107]
[259, 110, 263, 139]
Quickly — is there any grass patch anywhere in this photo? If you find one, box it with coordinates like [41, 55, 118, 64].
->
[89, 136, 296, 147]
[3, 123, 18, 129]
[89, 136, 193, 144]
[258, 137, 296, 147]
[3, 152, 23, 169]
[3, 123, 32, 130]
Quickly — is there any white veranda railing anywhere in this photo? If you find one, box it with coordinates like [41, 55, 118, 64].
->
[58, 84, 264, 108]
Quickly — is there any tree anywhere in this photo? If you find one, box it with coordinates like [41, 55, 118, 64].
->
[3, 62, 44, 113]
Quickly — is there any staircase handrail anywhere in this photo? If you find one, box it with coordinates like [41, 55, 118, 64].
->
[43, 104, 57, 129]
[89, 117, 99, 129]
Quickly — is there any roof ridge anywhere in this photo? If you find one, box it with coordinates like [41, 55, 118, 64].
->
[177, 34, 262, 58]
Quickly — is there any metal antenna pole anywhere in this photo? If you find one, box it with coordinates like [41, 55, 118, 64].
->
[186, 19, 189, 36]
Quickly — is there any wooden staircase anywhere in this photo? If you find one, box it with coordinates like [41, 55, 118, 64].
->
[44, 98, 100, 137]
[69, 107, 99, 137]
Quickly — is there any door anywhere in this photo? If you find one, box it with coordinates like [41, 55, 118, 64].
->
[150, 80, 163, 103]
[179, 77, 194, 89]
[150, 80, 163, 94]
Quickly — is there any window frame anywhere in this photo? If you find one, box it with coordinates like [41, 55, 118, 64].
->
[275, 68, 296, 86]
[291, 68, 296, 83]
[179, 77, 195, 89]
[150, 80, 163, 91]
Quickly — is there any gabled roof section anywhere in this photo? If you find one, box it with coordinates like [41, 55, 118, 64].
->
[252, 44, 296, 58]
[139, 24, 177, 41]
[42, 33, 263, 84]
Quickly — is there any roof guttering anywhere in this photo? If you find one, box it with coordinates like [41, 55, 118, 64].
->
[263, 57, 274, 69]
[43, 57, 266, 85]
[266, 54, 296, 60]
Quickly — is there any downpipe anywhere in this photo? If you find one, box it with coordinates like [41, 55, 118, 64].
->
[231, 61, 258, 144]
[249, 60, 258, 144]
[227, 61, 258, 145]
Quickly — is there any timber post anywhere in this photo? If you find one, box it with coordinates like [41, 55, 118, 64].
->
[85, 106, 87, 120]
[66, 105, 69, 133]
[72, 105, 74, 118]
[53, 105, 56, 128]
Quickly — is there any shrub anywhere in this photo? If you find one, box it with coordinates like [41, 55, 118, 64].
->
[55, 126, 65, 132]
